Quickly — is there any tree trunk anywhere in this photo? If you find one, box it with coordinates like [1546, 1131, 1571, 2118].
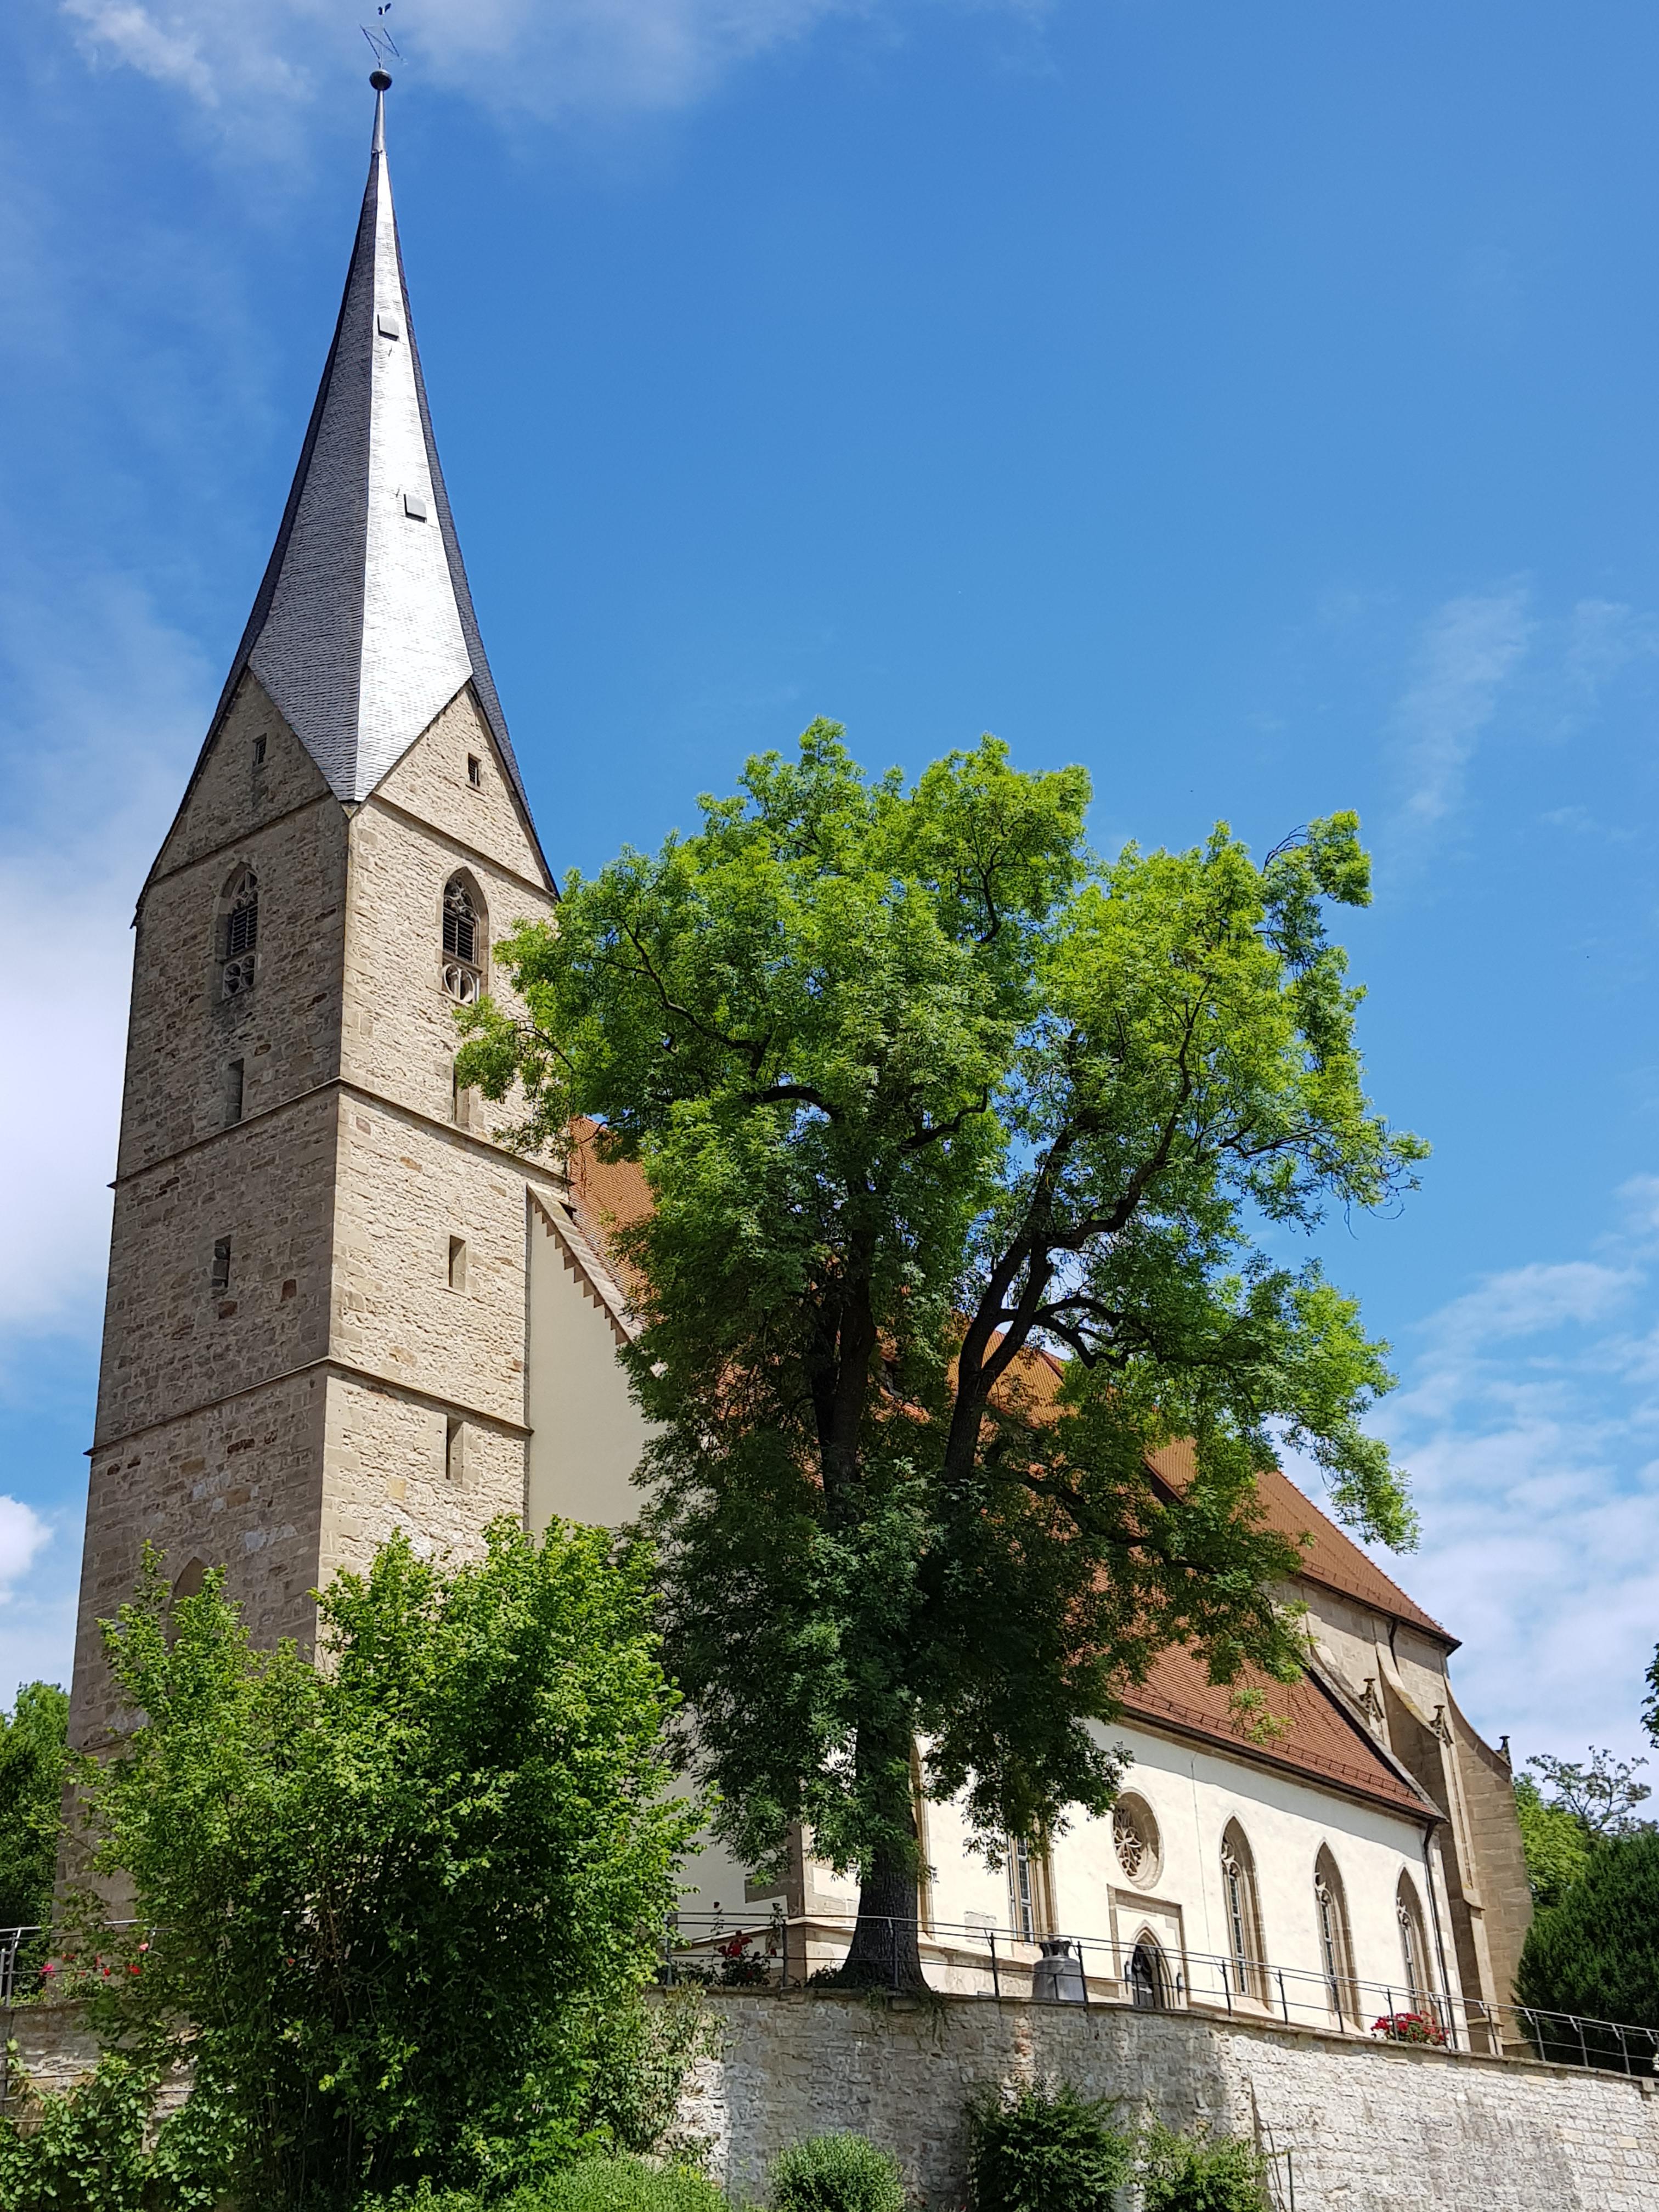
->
[838, 1844, 926, 1991]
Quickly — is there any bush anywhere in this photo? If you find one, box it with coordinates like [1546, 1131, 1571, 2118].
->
[967, 2083, 1131, 2212]
[582, 1991, 718, 2159]
[73, 1523, 703, 2209]
[356, 2161, 729, 2212]
[531, 2155, 731, 2211]
[0, 2049, 228, 2212]
[1138, 2123, 1270, 2212]
[769, 2131, 905, 2212]
[1516, 1829, 1659, 2059]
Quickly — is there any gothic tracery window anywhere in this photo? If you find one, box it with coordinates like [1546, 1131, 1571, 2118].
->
[1397, 1871, 1432, 2005]
[1314, 1846, 1357, 2022]
[220, 867, 258, 998]
[442, 875, 483, 1003]
[1220, 1819, 1266, 2002]
[1113, 1795, 1161, 1888]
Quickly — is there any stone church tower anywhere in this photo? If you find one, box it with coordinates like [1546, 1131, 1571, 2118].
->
[69, 82, 638, 1749]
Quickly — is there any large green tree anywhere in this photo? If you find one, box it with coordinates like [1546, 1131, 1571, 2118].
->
[71, 1520, 699, 2210]
[0, 1679, 67, 1931]
[458, 726, 1424, 1984]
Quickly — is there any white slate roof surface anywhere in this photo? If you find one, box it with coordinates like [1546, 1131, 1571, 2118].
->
[193, 88, 548, 870]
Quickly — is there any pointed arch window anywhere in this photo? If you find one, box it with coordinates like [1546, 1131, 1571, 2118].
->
[1128, 1934, 1169, 2009]
[1397, 1872, 1432, 2005]
[220, 867, 258, 998]
[1314, 1846, 1358, 2022]
[442, 875, 484, 1003]
[1220, 1820, 1266, 2002]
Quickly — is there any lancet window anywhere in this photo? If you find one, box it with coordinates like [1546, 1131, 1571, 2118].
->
[1220, 1820, 1266, 2001]
[220, 867, 258, 998]
[1397, 1872, 1432, 2004]
[1007, 1834, 1052, 1943]
[442, 874, 484, 1003]
[1314, 1846, 1357, 2021]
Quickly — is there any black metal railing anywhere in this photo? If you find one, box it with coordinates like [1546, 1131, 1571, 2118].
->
[656, 1907, 1659, 2077]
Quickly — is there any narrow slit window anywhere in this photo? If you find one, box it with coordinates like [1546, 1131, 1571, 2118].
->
[451, 1060, 468, 1127]
[467, 754, 482, 788]
[448, 1236, 467, 1291]
[211, 1238, 232, 1292]
[225, 1058, 245, 1126]
[252, 734, 267, 767]
[445, 1417, 465, 1485]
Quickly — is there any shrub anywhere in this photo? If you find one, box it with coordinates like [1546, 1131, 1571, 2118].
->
[967, 2082, 1131, 2212]
[769, 2130, 905, 2211]
[1138, 2123, 1271, 2212]
[0, 2048, 229, 2212]
[582, 1991, 719, 2159]
[72, 1523, 703, 2209]
[531, 2155, 731, 2211]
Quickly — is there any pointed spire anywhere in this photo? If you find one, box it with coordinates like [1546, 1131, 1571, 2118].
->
[208, 75, 543, 863]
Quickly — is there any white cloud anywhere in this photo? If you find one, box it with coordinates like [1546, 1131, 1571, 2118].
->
[58, 0, 953, 126]
[0, 1498, 52, 1592]
[1368, 1224, 1659, 1768]
[0, 570, 211, 1347]
[1393, 583, 1532, 833]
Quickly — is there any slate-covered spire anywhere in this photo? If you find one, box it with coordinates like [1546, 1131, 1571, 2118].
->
[210, 77, 536, 834]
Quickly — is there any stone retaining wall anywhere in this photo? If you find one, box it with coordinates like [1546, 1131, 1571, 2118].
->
[680, 1989, 1659, 2209]
[8, 1989, 1657, 2207]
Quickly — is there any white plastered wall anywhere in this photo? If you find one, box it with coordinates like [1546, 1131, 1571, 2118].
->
[524, 1196, 651, 1534]
[917, 1722, 1457, 2027]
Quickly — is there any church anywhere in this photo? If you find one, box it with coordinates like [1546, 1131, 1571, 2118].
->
[69, 78, 1532, 2056]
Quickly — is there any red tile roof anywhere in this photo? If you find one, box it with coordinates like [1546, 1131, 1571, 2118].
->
[1147, 1442, 1454, 1649]
[1117, 1639, 1434, 1820]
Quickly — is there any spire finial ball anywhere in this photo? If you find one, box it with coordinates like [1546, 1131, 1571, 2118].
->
[369, 67, 392, 91]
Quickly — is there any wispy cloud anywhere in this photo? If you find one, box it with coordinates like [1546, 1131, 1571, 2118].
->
[1366, 1194, 1659, 1765]
[0, 569, 211, 1350]
[1393, 582, 1532, 834]
[57, 0, 1008, 128]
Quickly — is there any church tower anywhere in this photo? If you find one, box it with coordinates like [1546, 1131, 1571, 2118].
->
[68, 79, 612, 1748]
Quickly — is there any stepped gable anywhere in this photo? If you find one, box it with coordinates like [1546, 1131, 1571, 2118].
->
[1147, 1440, 1454, 1648]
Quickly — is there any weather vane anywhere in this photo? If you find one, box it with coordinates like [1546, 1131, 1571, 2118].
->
[362, 7, 400, 76]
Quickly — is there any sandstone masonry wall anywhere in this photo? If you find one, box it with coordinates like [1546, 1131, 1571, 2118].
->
[681, 1990, 1659, 2210]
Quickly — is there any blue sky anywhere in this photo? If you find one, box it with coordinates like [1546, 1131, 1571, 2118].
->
[4, 0, 1659, 1774]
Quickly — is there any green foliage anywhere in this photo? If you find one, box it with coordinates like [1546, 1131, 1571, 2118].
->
[0, 1680, 67, 1931]
[1138, 2123, 1271, 2212]
[1515, 1748, 1652, 1910]
[531, 2154, 731, 2212]
[1515, 1775, 1593, 1909]
[966, 2081, 1131, 2211]
[1525, 1748, 1651, 1838]
[1517, 1830, 1659, 2053]
[458, 729, 1423, 1931]
[768, 2131, 905, 2212]
[354, 2162, 730, 2212]
[71, 1521, 702, 2211]
[0, 2047, 226, 2212]
[581, 1991, 719, 2160]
